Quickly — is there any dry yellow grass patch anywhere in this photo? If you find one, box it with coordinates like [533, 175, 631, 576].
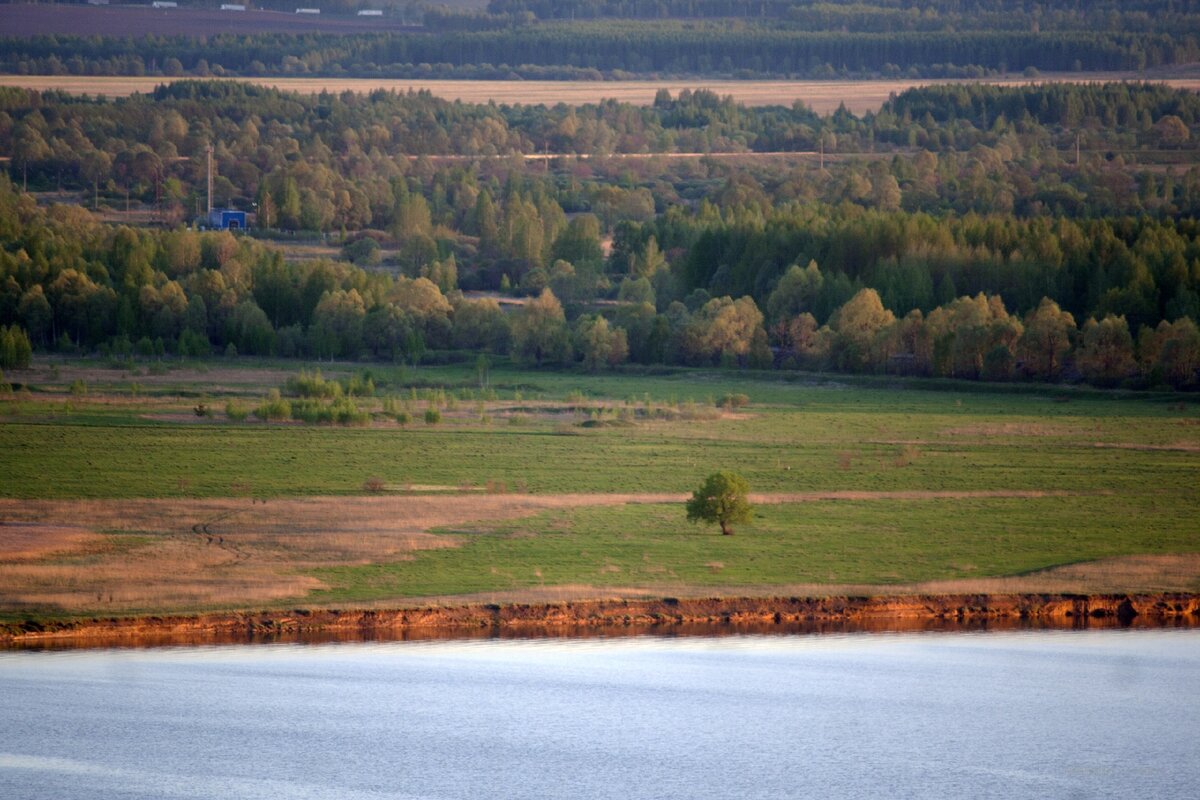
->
[0, 534, 324, 612]
[0, 491, 1178, 614]
[0, 523, 100, 561]
[897, 553, 1200, 595]
[0, 494, 674, 614]
[4, 74, 1198, 114]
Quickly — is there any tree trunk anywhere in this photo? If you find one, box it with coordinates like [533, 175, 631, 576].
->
[720, 520, 733, 535]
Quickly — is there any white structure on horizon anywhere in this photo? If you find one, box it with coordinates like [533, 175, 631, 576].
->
[151, 1, 178, 7]
[221, 3, 247, 10]
[295, 7, 320, 13]
[357, 9, 383, 15]
[86, 0, 110, 6]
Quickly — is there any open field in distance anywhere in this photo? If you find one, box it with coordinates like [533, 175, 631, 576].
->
[1, 359, 1197, 620]
[4, 74, 1200, 114]
[0, 5, 423, 37]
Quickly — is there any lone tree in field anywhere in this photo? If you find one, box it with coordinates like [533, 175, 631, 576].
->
[686, 472, 752, 535]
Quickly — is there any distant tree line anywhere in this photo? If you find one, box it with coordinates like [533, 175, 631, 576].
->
[488, 0, 1200, 32]
[1, 82, 1199, 387]
[1, 22, 1196, 79]
[5, 81, 1200, 224]
[1, 174, 1197, 388]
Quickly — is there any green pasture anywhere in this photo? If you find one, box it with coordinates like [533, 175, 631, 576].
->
[2, 361, 1198, 499]
[3, 360, 1198, 613]
[310, 493, 1200, 603]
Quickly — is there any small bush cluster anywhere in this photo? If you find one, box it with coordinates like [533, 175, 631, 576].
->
[286, 369, 376, 399]
[720, 393, 751, 410]
[291, 397, 370, 426]
[254, 389, 292, 421]
[224, 399, 249, 421]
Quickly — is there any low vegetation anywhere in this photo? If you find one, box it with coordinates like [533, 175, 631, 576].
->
[0, 360, 1196, 620]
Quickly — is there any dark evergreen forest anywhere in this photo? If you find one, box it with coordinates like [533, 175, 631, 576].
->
[4, 0, 1200, 79]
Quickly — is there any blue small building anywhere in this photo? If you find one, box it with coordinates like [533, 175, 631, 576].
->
[207, 209, 247, 230]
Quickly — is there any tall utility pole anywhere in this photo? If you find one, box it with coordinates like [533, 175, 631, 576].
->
[206, 142, 214, 216]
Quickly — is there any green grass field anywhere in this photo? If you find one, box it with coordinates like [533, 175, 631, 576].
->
[2, 358, 1198, 617]
[310, 493, 1200, 602]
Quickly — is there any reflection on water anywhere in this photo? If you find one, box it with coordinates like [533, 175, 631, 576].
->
[2, 629, 1198, 800]
[7, 612, 1195, 652]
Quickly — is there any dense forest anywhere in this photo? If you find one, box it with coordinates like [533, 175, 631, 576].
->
[1, 80, 1199, 386]
[3, 0, 1200, 78]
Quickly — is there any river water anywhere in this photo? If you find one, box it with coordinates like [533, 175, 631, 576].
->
[1, 628, 1197, 799]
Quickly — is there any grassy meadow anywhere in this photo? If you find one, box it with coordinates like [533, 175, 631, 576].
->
[1, 357, 1198, 620]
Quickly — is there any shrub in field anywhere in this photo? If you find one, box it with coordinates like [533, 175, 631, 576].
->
[254, 389, 291, 421]
[289, 396, 370, 425]
[363, 476, 386, 493]
[395, 410, 411, 426]
[344, 371, 376, 397]
[720, 393, 750, 410]
[424, 408, 442, 424]
[224, 400, 248, 421]
[287, 369, 343, 399]
[332, 398, 370, 426]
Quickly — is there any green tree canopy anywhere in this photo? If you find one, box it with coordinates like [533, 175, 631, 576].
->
[686, 471, 752, 536]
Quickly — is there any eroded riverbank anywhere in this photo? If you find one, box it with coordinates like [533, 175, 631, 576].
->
[4, 592, 1198, 649]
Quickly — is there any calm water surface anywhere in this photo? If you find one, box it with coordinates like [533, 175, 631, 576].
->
[1, 629, 1197, 799]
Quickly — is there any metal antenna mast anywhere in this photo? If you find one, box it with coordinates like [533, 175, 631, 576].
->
[206, 143, 214, 215]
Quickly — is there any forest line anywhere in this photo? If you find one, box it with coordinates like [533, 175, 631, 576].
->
[1, 80, 1199, 389]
